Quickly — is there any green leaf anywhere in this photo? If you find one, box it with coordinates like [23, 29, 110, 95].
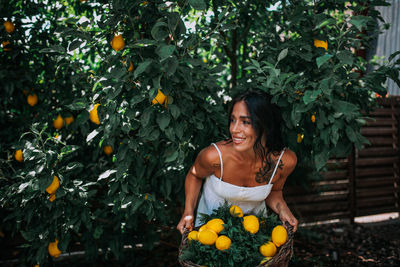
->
[156, 113, 170, 131]
[189, 0, 206, 10]
[303, 89, 321, 105]
[314, 18, 336, 30]
[134, 60, 152, 79]
[165, 149, 179, 163]
[349, 16, 368, 31]
[68, 40, 83, 51]
[345, 126, 357, 142]
[168, 104, 181, 119]
[151, 21, 169, 41]
[66, 98, 87, 110]
[277, 48, 288, 63]
[336, 50, 354, 66]
[155, 44, 175, 60]
[316, 54, 333, 68]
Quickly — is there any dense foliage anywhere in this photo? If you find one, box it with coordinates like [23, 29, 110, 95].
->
[1, 0, 399, 265]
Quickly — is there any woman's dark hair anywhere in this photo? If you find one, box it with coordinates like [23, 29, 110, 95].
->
[227, 90, 285, 182]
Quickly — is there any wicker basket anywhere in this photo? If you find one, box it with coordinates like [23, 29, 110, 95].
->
[178, 222, 294, 267]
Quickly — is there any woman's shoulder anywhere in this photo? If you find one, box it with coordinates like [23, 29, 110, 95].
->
[197, 141, 230, 167]
[281, 148, 297, 171]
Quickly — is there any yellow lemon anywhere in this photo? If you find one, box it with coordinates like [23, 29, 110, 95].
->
[259, 241, 277, 257]
[311, 114, 316, 123]
[198, 224, 208, 233]
[2, 40, 11, 51]
[206, 218, 224, 234]
[229, 205, 243, 217]
[49, 194, 56, 202]
[53, 115, 64, 129]
[46, 175, 60, 195]
[89, 103, 100, 124]
[27, 93, 38, 107]
[64, 116, 74, 125]
[4, 21, 15, 34]
[297, 133, 304, 143]
[152, 89, 166, 105]
[272, 225, 287, 247]
[110, 34, 125, 51]
[260, 256, 273, 264]
[103, 145, 113, 155]
[198, 229, 218, 245]
[215, 235, 231, 251]
[48, 239, 61, 258]
[313, 39, 328, 50]
[128, 61, 134, 72]
[14, 149, 23, 162]
[242, 215, 259, 234]
[187, 230, 199, 241]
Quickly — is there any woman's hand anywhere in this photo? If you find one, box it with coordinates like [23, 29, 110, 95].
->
[278, 207, 298, 232]
[177, 214, 194, 234]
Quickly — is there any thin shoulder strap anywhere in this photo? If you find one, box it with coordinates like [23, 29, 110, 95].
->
[211, 143, 223, 180]
[267, 148, 286, 184]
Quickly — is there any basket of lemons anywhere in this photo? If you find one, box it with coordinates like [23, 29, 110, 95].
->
[179, 203, 294, 267]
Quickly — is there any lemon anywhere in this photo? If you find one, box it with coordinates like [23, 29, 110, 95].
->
[49, 194, 56, 202]
[14, 149, 23, 162]
[198, 229, 218, 245]
[215, 235, 231, 251]
[297, 133, 304, 143]
[103, 145, 113, 155]
[311, 114, 316, 123]
[206, 218, 224, 234]
[187, 230, 199, 241]
[53, 115, 64, 129]
[128, 61, 134, 72]
[272, 225, 287, 247]
[198, 224, 208, 233]
[313, 39, 328, 50]
[152, 89, 166, 105]
[64, 116, 74, 125]
[48, 239, 61, 258]
[260, 256, 273, 264]
[46, 175, 60, 195]
[259, 241, 277, 257]
[110, 34, 125, 52]
[2, 40, 11, 51]
[27, 93, 38, 107]
[89, 103, 100, 124]
[4, 21, 15, 34]
[229, 205, 243, 217]
[242, 215, 259, 234]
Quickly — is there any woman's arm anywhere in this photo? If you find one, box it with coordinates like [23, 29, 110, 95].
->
[265, 150, 298, 232]
[176, 146, 218, 234]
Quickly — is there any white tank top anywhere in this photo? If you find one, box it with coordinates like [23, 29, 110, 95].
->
[195, 143, 286, 226]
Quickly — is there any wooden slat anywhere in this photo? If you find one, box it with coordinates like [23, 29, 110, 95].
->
[297, 211, 351, 223]
[365, 118, 397, 126]
[356, 157, 398, 167]
[358, 147, 399, 157]
[356, 186, 399, 198]
[361, 127, 396, 135]
[321, 170, 348, 180]
[356, 206, 399, 217]
[356, 195, 397, 208]
[356, 176, 400, 187]
[356, 167, 394, 177]
[366, 137, 396, 145]
[286, 191, 348, 204]
[367, 108, 399, 116]
[290, 200, 349, 213]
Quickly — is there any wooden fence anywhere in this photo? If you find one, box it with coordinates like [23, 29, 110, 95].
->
[284, 97, 400, 223]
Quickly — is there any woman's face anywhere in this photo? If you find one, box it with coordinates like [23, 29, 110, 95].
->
[229, 101, 258, 153]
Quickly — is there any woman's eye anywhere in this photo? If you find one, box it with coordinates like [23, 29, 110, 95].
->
[243, 121, 251, 125]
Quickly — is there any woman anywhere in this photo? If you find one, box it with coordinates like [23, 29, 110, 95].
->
[177, 90, 298, 234]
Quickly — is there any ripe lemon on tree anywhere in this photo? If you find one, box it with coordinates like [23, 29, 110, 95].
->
[2, 40, 11, 51]
[259, 241, 277, 257]
[103, 145, 113, 155]
[187, 230, 199, 241]
[89, 103, 100, 124]
[27, 93, 38, 107]
[206, 218, 224, 234]
[49, 194, 56, 202]
[242, 215, 259, 234]
[198, 229, 218, 245]
[272, 225, 287, 247]
[215, 235, 231, 251]
[297, 133, 304, 143]
[313, 39, 328, 50]
[64, 115, 74, 125]
[4, 21, 15, 34]
[14, 149, 23, 162]
[48, 239, 61, 258]
[152, 89, 166, 105]
[110, 34, 125, 52]
[229, 205, 243, 217]
[46, 175, 60, 195]
[53, 115, 64, 129]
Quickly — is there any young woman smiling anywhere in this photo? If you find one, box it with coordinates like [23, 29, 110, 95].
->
[177, 90, 298, 234]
